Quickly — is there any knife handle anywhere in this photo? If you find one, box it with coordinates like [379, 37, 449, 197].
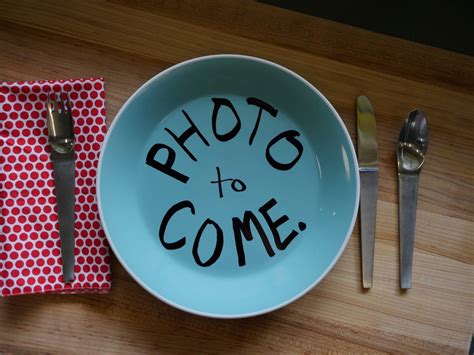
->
[360, 170, 378, 288]
[398, 173, 420, 289]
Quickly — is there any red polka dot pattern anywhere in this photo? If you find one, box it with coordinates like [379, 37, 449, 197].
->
[0, 78, 111, 296]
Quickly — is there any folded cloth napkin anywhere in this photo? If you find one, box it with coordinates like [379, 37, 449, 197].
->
[0, 78, 111, 296]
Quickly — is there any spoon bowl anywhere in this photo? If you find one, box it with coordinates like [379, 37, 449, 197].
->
[397, 110, 429, 174]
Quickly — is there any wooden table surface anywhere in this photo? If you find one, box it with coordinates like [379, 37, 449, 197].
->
[1, 1, 473, 353]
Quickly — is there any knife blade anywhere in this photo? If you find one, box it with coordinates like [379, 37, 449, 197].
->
[357, 95, 378, 289]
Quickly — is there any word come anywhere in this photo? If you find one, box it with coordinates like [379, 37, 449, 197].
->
[160, 197, 306, 267]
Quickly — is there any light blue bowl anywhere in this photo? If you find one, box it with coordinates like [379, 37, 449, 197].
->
[98, 55, 359, 318]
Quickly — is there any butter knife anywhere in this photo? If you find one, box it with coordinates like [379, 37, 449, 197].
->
[46, 93, 75, 282]
[357, 96, 378, 289]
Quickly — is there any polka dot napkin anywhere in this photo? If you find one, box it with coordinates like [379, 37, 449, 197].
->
[0, 78, 111, 296]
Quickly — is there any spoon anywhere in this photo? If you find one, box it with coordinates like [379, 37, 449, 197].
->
[397, 110, 429, 289]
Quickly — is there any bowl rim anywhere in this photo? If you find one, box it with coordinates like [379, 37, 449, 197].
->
[97, 54, 360, 318]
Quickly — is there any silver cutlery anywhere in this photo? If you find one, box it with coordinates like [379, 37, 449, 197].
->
[397, 110, 428, 289]
[46, 93, 76, 282]
[357, 96, 378, 289]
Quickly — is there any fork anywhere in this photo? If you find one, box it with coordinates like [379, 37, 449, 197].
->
[46, 93, 76, 282]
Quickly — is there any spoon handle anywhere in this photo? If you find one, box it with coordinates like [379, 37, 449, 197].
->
[398, 173, 420, 289]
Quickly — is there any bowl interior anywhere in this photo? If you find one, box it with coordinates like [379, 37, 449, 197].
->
[99, 55, 359, 317]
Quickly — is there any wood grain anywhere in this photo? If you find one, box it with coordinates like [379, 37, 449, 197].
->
[0, 1, 473, 353]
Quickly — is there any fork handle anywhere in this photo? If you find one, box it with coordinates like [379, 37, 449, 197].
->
[52, 157, 76, 282]
[398, 173, 420, 289]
